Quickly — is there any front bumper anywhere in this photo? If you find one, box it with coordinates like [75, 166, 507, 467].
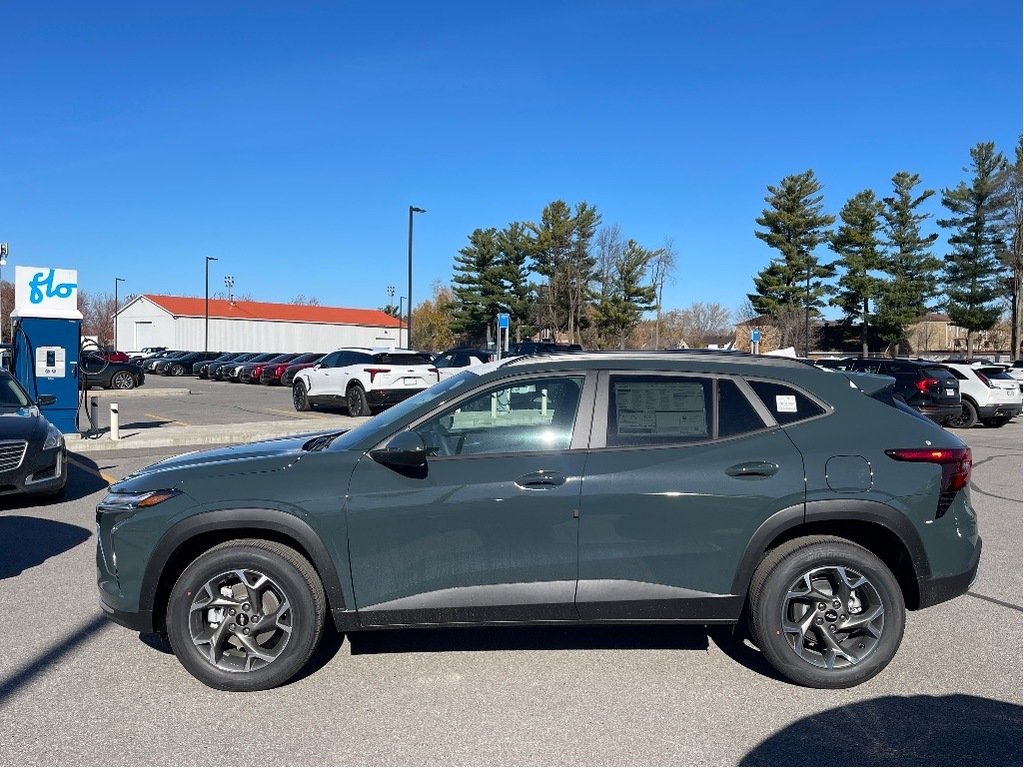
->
[917, 536, 982, 609]
[99, 596, 154, 633]
[0, 444, 67, 497]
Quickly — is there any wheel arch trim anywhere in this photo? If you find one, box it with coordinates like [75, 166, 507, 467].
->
[730, 499, 931, 598]
[139, 507, 346, 629]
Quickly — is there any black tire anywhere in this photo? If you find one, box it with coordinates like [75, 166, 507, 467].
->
[946, 399, 979, 429]
[110, 370, 136, 390]
[748, 535, 905, 689]
[170, 363, 185, 376]
[347, 383, 371, 416]
[165, 539, 325, 692]
[292, 380, 311, 411]
[981, 416, 1011, 428]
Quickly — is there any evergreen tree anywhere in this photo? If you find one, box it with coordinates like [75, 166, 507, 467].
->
[999, 136, 1022, 358]
[528, 200, 601, 343]
[829, 189, 885, 356]
[496, 222, 535, 343]
[748, 169, 835, 351]
[450, 228, 508, 343]
[937, 142, 1011, 358]
[593, 239, 658, 348]
[875, 172, 940, 354]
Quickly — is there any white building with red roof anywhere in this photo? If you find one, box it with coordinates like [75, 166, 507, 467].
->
[115, 294, 405, 353]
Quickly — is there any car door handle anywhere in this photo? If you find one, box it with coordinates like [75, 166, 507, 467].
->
[514, 471, 567, 489]
[725, 461, 780, 478]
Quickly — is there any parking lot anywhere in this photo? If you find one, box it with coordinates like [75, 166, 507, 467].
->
[0, 387, 1021, 764]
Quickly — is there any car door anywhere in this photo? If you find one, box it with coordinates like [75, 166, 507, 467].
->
[345, 372, 595, 625]
[304, 351, 343, 396]
[576, 371, 805, 621]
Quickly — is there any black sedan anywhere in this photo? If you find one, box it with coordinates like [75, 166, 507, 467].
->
[80, 355, 145, 390]
[0, 370, 67, 498]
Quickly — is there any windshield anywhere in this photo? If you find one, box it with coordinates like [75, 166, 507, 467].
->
[0, 375, 32, 409]
[331, 369, 482, 450]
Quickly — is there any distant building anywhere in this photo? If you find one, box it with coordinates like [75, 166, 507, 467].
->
[114, 294, 404, 352]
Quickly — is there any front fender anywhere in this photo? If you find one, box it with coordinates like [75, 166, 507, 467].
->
[138, 506, 347, 627]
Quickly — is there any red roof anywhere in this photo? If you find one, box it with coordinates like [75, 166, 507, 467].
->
[140, 294, 402, 328]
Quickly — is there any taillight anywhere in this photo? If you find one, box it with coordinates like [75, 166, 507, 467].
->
[975, 372, 997, 389]
[915, 377, 940, 393]
[364, 367, 390, 382]
[274, 365, 287, 375]
[885, 447, 972, 517]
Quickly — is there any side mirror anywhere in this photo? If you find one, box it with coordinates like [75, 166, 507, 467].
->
[369, 430, 427, 469]
[37, 394, 57, 406]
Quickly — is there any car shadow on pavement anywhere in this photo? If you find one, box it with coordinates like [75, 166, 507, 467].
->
[739, 694, 1023, 766]
[0, 516, 92, 580]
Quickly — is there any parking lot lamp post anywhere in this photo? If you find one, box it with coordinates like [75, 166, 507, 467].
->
[114, 277, 125, 350]
[407, 206, 426, 349]
[804, 259, 811, 357]
[205, 256, 218, 353]
[0, 243, 8, 344]
[399, 296, 406, 347]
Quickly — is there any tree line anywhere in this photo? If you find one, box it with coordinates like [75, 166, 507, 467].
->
[749, 138, 1022, 358]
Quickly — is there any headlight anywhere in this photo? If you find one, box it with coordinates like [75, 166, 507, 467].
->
[43, 423, 64, 450]
[98, 489, 181, 512]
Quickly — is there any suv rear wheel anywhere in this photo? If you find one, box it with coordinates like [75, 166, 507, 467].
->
[166, 539, 326, 691]
[946, 399, 979, 429]
[748, 536, 905, 689]
[347, 383, 371, 416]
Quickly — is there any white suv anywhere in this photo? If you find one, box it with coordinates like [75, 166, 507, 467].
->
[940, 362, 1023, 428]
[292, 347, 437, 415]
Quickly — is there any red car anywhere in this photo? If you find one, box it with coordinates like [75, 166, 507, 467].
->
[97, 350, 130, 364]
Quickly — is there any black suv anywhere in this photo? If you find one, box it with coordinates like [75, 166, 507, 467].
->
[828, 358, 961, 423]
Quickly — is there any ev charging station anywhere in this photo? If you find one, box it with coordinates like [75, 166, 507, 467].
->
[11, 266, 82, 433]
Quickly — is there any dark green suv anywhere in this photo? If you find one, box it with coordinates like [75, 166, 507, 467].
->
[96, 352, 980, 691]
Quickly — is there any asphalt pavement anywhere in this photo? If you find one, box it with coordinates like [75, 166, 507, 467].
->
[0, 394, 1020, 765]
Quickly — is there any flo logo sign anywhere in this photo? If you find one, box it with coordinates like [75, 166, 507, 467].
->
[14, 266, 80, 318]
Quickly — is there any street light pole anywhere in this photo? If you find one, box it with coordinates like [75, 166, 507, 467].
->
[0, 243, 8, 345]
[205, 256, 218, 354]
[407, 206, 426, 349]
[804, 257, 811, 358]
[114, 277, 125, 350]
[398, 296, 406, 348]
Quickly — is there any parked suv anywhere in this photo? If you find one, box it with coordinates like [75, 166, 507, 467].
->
[291, 347, 437, 415]
[940, 362, 1022, 428]
[433, 347, 496, 381]
[97, 351, 980, 691]
[833, 358, 961, 423]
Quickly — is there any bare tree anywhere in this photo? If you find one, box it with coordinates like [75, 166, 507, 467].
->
[649, 237, 677, 348]
[675, 302, 733, 347]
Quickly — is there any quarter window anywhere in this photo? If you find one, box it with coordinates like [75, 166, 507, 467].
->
[747, 380, 826, 424]
[414, 376, 584, 456]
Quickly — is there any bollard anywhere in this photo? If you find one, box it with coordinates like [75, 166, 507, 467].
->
[89, 397, 99, 434]
[110, 402, 119, 441]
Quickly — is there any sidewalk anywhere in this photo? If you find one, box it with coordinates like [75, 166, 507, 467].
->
[66, 415, 370, 454]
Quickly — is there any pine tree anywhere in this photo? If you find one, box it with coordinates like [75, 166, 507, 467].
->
[937, 142, 1011, 358]
[998, 136, 1022, 358]
[593, 239, 658, 348]
[875, 172, 940, 355]
[748, 170, 835, 351]
[450, 228, 508, 343]
[528, 200, 601, 343]
[829, 189, 885, 356]
[496, 222, 535, 343]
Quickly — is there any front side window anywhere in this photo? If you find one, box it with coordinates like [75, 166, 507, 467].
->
[414, 376, 584, 456]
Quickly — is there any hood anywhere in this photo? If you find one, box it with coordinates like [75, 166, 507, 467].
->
[0, 406, 49, 442]
[113, 429, 347, 491]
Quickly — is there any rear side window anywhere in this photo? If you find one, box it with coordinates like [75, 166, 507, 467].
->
[747, 380, 826, 424]
[923, 366, 955, 381]
[372, 353, 434, 365]
[605, 375, 766, 447]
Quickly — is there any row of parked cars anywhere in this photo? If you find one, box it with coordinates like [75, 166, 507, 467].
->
[818, 357, 1022, 429]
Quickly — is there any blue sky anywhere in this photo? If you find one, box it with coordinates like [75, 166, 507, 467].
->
[1, 1, 1020, 320]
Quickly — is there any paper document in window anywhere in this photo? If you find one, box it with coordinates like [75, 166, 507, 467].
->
[615, 381, 707, 436]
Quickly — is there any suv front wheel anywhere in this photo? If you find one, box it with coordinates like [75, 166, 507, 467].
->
[166, 539, 326, 691]
[748, 536, 905, 689]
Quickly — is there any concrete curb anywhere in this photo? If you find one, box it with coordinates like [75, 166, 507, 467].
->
[84, 388, 192, 398]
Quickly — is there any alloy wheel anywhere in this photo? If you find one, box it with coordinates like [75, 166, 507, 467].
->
[111, 371, 135, 389]
[780, 565, 884, 670]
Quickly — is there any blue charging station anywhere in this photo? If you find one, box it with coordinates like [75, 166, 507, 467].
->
[11, 266, 83, 433]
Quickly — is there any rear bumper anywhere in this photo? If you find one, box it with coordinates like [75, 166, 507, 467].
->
[917, 536, 982, 609]
[977, 402, 1022, 419]
[918, 403, 962, 421]
[366, 388, 426, 408]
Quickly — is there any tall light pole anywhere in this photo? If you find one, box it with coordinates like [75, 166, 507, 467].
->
[407, 206, 426, 349]
[804, 258, 811, 358]
[0, 243, 8, 345]
[399, 296, 407, 348]
[205, 256, 218, 353]
[224, 275, 235, 304]
[114, 277, 125, 350]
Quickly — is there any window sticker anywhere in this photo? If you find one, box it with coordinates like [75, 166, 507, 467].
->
[775, 394, 798, 413]
[615, 381, 707, 436]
